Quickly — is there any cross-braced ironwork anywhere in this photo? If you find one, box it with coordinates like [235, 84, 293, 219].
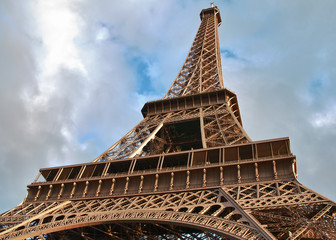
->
[1, 5, 335, 240]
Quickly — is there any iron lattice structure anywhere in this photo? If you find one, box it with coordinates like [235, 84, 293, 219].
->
[1, 6, 335, 240]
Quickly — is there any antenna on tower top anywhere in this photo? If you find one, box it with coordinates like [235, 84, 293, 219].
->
[210, 2, 214, 8]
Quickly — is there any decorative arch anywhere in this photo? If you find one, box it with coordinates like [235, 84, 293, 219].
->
[4, 210, 265, 240]
[0, 189, 275, 240]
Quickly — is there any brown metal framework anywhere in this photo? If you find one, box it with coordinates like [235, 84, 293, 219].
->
[1, 5, 335, 240]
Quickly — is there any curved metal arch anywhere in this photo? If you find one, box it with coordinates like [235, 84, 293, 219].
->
[2, 209, 267, 240]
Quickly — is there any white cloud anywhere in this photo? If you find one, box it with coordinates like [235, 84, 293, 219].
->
[95, 25, 110, 42]
[311, 105, 336, 128]
[34, 0, 85, 74]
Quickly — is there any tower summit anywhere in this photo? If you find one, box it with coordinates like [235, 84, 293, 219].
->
[0, 5, 335, 240]
[164, 6, 223, 99]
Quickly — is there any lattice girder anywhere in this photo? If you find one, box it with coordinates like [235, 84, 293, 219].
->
[19, 138, 295, 204]
[0, 189, 274, 240]
[223, 181, 336, 239]
[164, 7, 223, 99]
[92, 89, 250, 162]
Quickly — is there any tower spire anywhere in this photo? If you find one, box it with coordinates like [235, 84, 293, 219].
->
[163, 6, 223, 99]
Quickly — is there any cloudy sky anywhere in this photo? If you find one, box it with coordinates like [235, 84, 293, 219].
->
[1, 0, 336, 212]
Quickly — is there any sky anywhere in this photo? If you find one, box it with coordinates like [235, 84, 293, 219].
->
[0, 0, 336, 213]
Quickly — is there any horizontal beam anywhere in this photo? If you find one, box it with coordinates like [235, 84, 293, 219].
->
[24, 138, 297, 203]
[141, 89, 242, 125]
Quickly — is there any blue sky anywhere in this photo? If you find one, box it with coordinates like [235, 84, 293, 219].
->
[0, 0, 336, 212]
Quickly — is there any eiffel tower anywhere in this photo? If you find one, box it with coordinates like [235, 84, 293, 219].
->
[1, 5, 335, 240]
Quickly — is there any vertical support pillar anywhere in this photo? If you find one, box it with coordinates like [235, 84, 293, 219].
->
[96, 180, 102, 196]
[109, 178, 115, 195]
[154, 174, 159, 192]
[220, 166, 224, 185]
[237, 165, 241, 183]
[199, 108, 208, 148]
[46, 185, 53, 200]
[82, 181, 89, 198]
[252, 143, 255, 160]
[255, 144, 259, 160]
[292, 158, 298, 178]
[34, 186, 41, 201]
[203, 168, 207, 187]
[222, 148, 225, 163]
[156, 156, 161, 171]
[70, 182, 76, 199]
[255, 163, 259, 182]
[58, 184, 64, 199]
[186, 171, 190, 189]
[285, 140, 290, 155]
[190, 151, 194, 167]
[139, 175, 144, 193]
[124, 177, 129, 194]
[187, 153, 191, 169]
[273, 160, 278, 180]
[170, 172, 174, 190]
